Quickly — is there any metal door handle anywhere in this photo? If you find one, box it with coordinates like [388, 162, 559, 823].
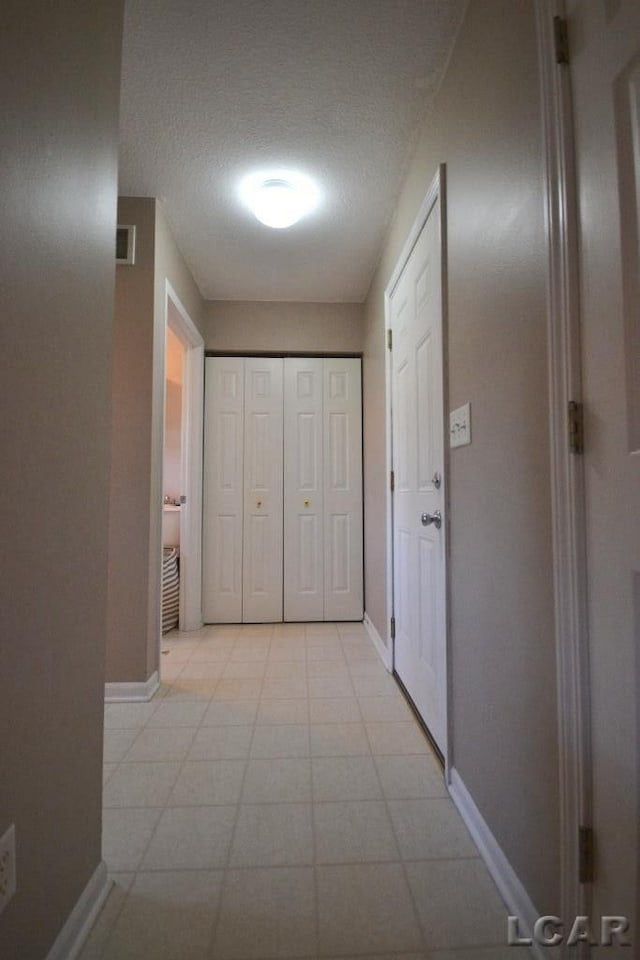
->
[421, 510, 442, 530]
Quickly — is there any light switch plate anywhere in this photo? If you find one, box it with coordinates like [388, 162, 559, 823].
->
[450, 403, 471, 448]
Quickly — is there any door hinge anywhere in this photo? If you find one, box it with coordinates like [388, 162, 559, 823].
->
[387, 328, 393, 351]
[568, 400, 584, 454]
[579, 825, 594, 883]
[553, 15, 569, 65]
[390, 469, 395, 492]
[390, 616, 396, 641]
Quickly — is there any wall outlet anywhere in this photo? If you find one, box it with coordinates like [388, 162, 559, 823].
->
[450, 403, 471, 448]
[0, 825, 16, 914]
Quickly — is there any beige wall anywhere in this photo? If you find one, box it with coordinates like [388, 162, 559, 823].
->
[204, 300, 364, 354]
[363, 0, 559, 912]
[0, 2, 123, 957]
[107, 198, 156, 681]
[106, 200, 205, 683]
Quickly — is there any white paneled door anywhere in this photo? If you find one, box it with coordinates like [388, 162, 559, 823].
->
[323, 358, 363, 621]
[202, 357, 245, 622]
[390, 190, 446, 754]
[284, 358, 324, 621]
[203, 356, 363, 623]
[243, 358, 283, 622]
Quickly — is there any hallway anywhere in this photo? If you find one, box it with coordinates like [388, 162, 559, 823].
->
[84, 623, 517, 959]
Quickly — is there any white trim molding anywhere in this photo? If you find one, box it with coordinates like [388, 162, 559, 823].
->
[45, 861, 112, 960]
[535, 0, 592, 942]
[363, 612, 392, 671]
[449, 768, 558, 960]
[105, 670, 159, 703]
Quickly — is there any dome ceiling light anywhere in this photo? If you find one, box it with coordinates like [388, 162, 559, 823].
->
[240, 170, 320, 229]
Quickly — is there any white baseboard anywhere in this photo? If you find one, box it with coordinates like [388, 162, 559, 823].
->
[105, 670, 159, 703]
[448, 768, 558, 960]
[363, 612, 392, 671]
[46, 861, 112, 960]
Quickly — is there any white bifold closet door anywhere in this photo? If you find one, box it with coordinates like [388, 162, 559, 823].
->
[203, 356, 362, 623]
[283, 357, 363, 621]
[202, 357, 283, 623]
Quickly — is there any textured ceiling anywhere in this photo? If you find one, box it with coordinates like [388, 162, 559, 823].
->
[119, 0, 466, 302]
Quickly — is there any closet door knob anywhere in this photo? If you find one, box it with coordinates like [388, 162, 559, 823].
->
[256, 500, 262, 508]
[304, 499, 310, 507]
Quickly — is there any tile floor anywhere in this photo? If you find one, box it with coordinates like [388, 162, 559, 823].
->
[82, 622, 527, 960]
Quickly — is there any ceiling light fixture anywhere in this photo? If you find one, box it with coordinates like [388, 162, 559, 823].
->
[240, 170, 320, 229]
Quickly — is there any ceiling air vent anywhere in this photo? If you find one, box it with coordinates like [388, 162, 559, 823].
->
[116, 224, 136, 265]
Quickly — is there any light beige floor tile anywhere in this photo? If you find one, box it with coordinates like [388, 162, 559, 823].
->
[317, 863, 423, 955]
[387, 798, 479, 860]
[309, 676, 354, 698]
[406, 859, 508, 950]
[229, 803, 313, 867]
[188, 724, 252, 760]
[168, 760, 246, 806]
[342, 640, 379, 658]
[159, 641, 197, 661]
[265, 660, 308, 679]
[229, 642, 270, 662]
[305, 623, 339, 638]
[358, 696, 413, 723]
[310, 722, 370, 757]
[141, 805, 236, 870]
[306, 642, 344, 661]
[163, 679, 218, 700]
[222, 659, 267, 679]
[104, 702, 159, 729]
[159, 661, 185, 682]
[268, 640, 307, 661]
[309, 697, 361, 724]
[103, 728, 140, 763]
[314, 800, 399, 863]
[336, 623, 369, 638]
[146, 700, 208, 727]
[179, 660, 226, 681]
[307, 659, 350, 679]
[101, 870, 223, 960]
[261, 677, 308, 699]
[257, 699, 310, 724]
[103, 761, 181, 808]
[201, 698, 258, 726]
[242, 758, 312, 803]
[311, 756, 382, 801]
[103, 763, 118, 786]
[213, 866, 316, 959]
[214, 677, 263, 700]
[366, 722, 428, 756]
[188, 639, 235, 662]
[375, 755, 448, 799]
[352, 674, 401, 697]
[124, 726, 196, 762]
[250, 724, 310, 759]
[102, 808, 162, 871]
[347, 660, 390, 680]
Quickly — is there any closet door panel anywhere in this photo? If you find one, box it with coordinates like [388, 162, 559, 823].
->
[243, 358, 283, 622]
[284, 358, 324, 621]
[323, 358, 363, 620]
[202, 357, 244, 622]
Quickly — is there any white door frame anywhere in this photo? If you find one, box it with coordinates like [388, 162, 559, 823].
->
[536, 0, 592, 945]
[384, 164, 450, 771]
[162, 279, 204, 632]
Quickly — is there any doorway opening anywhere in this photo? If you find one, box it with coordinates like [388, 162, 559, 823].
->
[160, 281, 205, 656]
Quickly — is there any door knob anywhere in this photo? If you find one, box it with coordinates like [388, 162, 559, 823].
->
[421, 510, 442, 530]
[256, 500, 262, 508]
[304, 499, 310, 507]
